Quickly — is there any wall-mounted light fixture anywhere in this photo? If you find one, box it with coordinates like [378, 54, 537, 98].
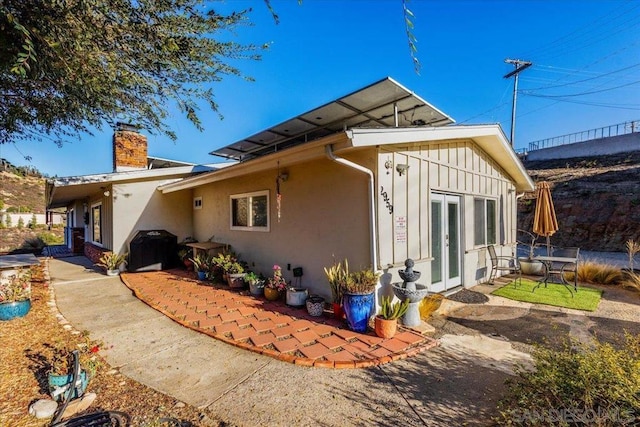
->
[277, 172, 289, 182]
[396, 164, 410, 176]
[100, 186, 110, 197]
[384, 159, 393, 174]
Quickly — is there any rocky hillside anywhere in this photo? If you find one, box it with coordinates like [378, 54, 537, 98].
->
[518, 151, 640, 252]
[0, 170, 46, 214]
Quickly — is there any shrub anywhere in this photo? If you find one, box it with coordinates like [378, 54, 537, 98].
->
[573, 261, 625, 286]
[621, 271, 640, 294]
[19, 237, 46, 253]
[5, 215, 12, 228]
[28, 213, 37, 229]
[37, 231, 64, 245]
[17, 217, 24, 229]
[498, 335, 640, 426]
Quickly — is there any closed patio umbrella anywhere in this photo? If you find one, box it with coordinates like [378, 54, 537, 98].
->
[533, 181, 559, 255]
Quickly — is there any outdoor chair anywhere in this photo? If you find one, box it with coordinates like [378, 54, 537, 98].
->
[487, 245, 522, 286]
[547, 247, 580, 291]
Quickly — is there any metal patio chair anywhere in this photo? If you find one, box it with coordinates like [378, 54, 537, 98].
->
[487, 245, 522, 286]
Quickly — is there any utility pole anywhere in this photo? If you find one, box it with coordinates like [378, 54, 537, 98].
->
[504, 58, 532, 147]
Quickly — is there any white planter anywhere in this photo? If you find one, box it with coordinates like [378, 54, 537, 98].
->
[106, 269, 120, 276]
[519, 258, 544, 275]
[286, 288, 308, 307]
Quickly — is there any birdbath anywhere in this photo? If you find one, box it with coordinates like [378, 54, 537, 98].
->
[392, 259, 431, 327]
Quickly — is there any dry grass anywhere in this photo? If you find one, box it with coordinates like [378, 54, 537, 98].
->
[576, 261, 625, 285]
[569, 261, 640, 295]
[622, 271, 640, 293]
[0, 260, 229, 427]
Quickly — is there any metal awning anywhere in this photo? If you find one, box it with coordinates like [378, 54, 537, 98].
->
[210, 77, 454, 161]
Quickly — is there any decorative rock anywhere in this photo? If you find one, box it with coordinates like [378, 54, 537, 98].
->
[174, 401, 186, 408]
[29, 399, 58, 419]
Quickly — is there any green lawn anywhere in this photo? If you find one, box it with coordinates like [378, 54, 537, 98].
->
[492, 278, 602, 311]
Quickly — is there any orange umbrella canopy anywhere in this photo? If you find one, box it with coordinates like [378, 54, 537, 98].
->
[533, 181, 559, 237]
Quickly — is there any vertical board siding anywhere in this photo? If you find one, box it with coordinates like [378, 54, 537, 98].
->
[378, 139, 517, 268]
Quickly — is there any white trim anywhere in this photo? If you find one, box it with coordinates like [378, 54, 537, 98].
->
[90, 202, 103, 246]
[473, 197, 498, 247]
[230, 190, 270, 232]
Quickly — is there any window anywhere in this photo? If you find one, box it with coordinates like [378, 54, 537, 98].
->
[91, 203, 102, 244]
[193, 197, 202, 210]
[474, 198, 496, 246]
[230, 190, 269, 231]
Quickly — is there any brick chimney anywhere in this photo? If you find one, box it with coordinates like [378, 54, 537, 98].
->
[113, 123, 147, 172]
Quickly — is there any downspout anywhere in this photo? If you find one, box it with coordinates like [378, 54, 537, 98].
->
[325, 144, 379, 271]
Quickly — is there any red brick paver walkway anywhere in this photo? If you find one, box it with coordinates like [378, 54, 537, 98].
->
[121, 270, 438, 369]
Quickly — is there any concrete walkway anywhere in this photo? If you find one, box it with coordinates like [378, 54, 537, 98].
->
[51, 256, 531, 426]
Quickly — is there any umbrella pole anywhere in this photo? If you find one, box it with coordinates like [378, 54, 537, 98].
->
[546, 236, 551, 256]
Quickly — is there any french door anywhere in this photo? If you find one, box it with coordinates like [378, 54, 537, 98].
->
[431, 194, 462, 292]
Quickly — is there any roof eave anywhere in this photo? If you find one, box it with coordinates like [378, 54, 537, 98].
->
[348, 125, 535, 192]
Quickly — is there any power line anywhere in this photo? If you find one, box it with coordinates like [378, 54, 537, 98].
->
[523, 78, 640, 98]
[523, 62, 640, 91]
[522, 93, 640, 110]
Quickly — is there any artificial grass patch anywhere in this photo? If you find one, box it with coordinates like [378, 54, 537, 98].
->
[492, 278, 602, 311]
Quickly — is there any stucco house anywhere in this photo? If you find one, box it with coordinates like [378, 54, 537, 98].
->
[156, 77, 535, 299]
[45, 123, 227, 263]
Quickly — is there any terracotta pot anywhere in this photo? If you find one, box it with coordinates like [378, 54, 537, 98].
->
[374, 316, 398, 339]
[332, 302, 344, 319]
[264, 287, 280, 301]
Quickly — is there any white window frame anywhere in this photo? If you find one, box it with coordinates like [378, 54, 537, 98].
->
[474, 197, 497, 247]
[193, 196, 203, 210]
[90, 202, 103, 246]
[230, 190, 270, 232]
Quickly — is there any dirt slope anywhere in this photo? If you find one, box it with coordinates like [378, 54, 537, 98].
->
[0, 171, 46, 213]
[518, 151, 640, 251]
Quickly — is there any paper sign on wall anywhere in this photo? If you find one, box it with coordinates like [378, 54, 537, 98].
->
[395, 216, 407, 243]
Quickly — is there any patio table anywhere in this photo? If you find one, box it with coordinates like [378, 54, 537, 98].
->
[532, 255, 579, 296]
[186, 242, 228, 258]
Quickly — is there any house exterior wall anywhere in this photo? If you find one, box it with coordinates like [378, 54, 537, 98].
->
[193, 156, 371, 301]
[111, 180, 193, 254]
[377, 139, 518, 291]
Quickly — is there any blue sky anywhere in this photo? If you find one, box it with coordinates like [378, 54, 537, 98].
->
[3, 0, 639, 176]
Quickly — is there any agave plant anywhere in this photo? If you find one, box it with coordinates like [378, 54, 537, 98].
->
[96, 252, 127, 271]
[378, 296, 409, 320]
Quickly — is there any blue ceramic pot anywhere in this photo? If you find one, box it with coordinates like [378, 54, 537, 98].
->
[0, 300, 31, 321]
[197, 271, 207, 280]
[342, 292, 374, 332]
[48, 370, 89, 401]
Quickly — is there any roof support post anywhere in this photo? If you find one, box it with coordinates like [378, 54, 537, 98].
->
[325, 145, 379, 272]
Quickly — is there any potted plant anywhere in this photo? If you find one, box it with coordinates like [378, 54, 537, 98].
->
[178, 248, 193, 270]
[0, 271, 32, 321]
[342, 266, 379, 332]
[324, 259, 347, 319]
[517, 229, 544, 275]
[374, 296, 409, 338]
[245, 272, 265, 296]
[47, 339, 100, 402]
[306, 295, 325, 317]
[286, 285, 308, 308]
[96, 252, 127, 276]
[226, 260, 246, 289]
[264, 264, 287, 301]
[190, 253, 211, 281]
